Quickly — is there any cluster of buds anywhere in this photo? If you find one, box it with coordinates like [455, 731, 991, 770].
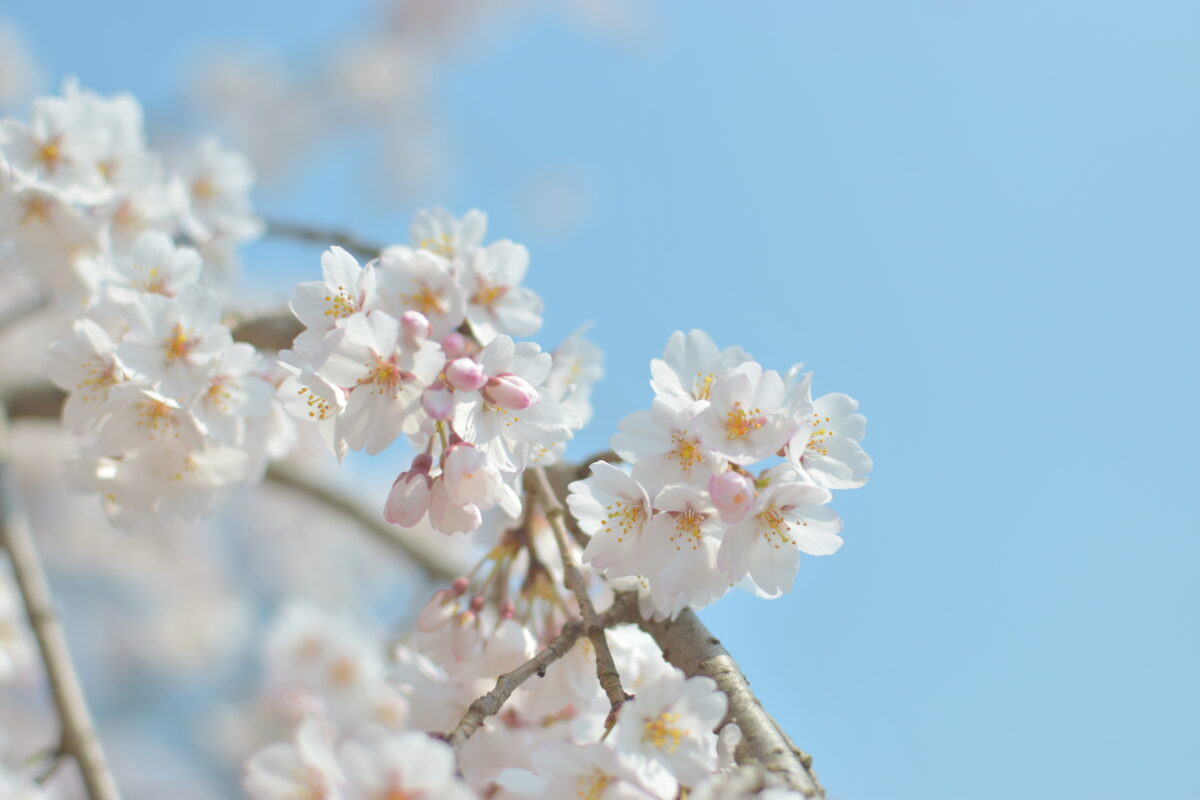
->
[279, 209, 597, 535]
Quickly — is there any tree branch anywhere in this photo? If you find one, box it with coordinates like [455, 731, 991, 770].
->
[446, 592, 640, 750]
[263, 219, 385, 262]
[264, 461, 464, 583]
[530, 466, 630, 729]
[0, 410, 122, 800]
[637, 607, 825, 797]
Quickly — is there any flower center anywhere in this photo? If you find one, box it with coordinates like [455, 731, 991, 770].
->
[756, 507, 800, 548]
[670, 507, 706, 550]
[598, 500, 646, 543]
[323, 286, 356, 319]
[471, 281, 508, 309]
[164, 322, 195, 363]
[643, 711, 688, 753]
[669, 431, 704, 473]
[36, 135, 65, 173]
[576, 771, 614, 800]
[723, 402, 766, 441]
[400, 284, 446, 316]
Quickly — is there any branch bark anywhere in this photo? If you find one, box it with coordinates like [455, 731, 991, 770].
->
[263, 219, 385, 262]
[264, 461, 464, 582]
[0, 410, 121, 800]
[530, 466, 629, 729]
[637, 607, 825, 797]
[446, 593, 640, 750]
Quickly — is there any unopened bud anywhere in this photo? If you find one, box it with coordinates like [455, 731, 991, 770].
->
[483, 372, 540, 411]
[709, 471, 756, 524]
[446, 357, 487, 392]
[384, 467, 432, 527]
[421, 381, 455, 420]
[401, 310, 432, 340]
[442, 331, 467, 358]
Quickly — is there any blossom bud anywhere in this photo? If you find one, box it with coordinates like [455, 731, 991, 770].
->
[443, 444, 504, 509]
[445, 357, 487, 392]
[708, 471, 756, 523]
[441, 331, 467, 358]
[417, 588, 458, 633]
[401, 310, 431, 340]
[384, 459, 434, 526]
[483, 372, 540, 411]
[421, 381, 455, 420]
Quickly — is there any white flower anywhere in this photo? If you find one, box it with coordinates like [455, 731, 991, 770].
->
[191, 342, 275, 445]
[498, 741, 668, 799]
[46, 317, 127, 433]
[546, 328, 604, 429]
[442, 442, 520, 516]
[650, 329, 751, 405]
[244, 717, 344, 800]
[0, 182, 103, 295]
[693, 362, 791, 465]
[177, 136, 263, 243]
[0, 84, 107, 201]
[640, 485, 725, 607]
[315, 311, 443, 454]
[375, 247, 466, 341]
[717, 469, 842, 596]
[94, 385, 206, 454]
[289, 246, 379, 353]
[613, 396, 720, 496]
[93, 230, 202, 297]
[340, 731, 476, 800]
[572, 462, 654, 579]
[460, 240, 543, 344]
[277, 360, 347, 459]
[453, 335, 575, 471]
[411, 206, 487, 260]
[117, 287, 233, 398]
[786, 391, 873, 489]
[613, 670, 727, 794]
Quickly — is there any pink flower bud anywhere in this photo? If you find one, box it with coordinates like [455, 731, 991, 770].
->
[450, 576, 470, 596]
[483, 372, 540, 411]
[445, 357, 487, 392]
[709, 471, 756, 524]
[421, 381, 455, 420]
[441, 331, 467, 358]
[417, 588, 458, 633]
[384, 467, 432, 527]
[401, 310, 431, 340]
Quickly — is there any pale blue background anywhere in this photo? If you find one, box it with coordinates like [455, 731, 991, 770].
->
[7, 1, 1200, 798]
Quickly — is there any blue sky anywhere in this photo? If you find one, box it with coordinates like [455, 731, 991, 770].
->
[6, 1, 1200, 798]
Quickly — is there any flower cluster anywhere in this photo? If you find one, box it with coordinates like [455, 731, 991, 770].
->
[0, 80, 289, 525]
[279, 208, 591, 535]
[242, 597, 748, 800]
[569, 329, 872, 617]
[0, 79, 261, 297]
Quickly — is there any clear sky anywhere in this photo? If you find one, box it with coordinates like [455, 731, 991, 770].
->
[6, 1, 1200, 798]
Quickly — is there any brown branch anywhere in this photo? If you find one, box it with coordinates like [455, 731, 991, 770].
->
[263, 219, 385, 262]
[636, 607, 825, 797]
[0, 410, 121, 800]
[530, 466, 629, 729]
[446, 592, 640, 750]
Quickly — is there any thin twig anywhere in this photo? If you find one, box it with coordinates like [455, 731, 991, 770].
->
[530, 466, 630, 729]
[446, 592, 640, 750]
[264, 461, 464, 582]
[0, 409, 121, 800]
[447, 619, 583, 749]
[263, 219, 385, 261]
[636, 606, 825, 797]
